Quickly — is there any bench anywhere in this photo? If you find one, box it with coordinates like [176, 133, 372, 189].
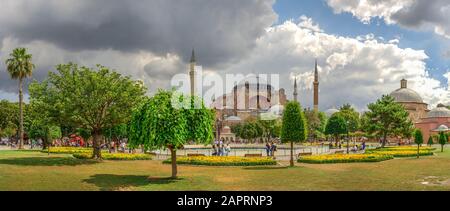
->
[187, 153, 206, 157]
[245, 154, 262, 158]
[334, 150, 345, 154]
[298, 152, 313, 158]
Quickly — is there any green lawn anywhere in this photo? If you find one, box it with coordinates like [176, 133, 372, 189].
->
[1, 149, 450, 191]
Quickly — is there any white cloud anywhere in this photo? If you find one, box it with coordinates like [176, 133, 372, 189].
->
[221, 18, 449, 110]
[326, 0, 450, 39]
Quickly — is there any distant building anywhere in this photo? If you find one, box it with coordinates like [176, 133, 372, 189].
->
[390, 79, 429, 123]
[390, 79, 449, 141]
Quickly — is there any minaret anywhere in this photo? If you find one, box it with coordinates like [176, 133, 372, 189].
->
[313, 59, 319, 112]
[189, 49, 196, 96]
[293, 77, 298, 102]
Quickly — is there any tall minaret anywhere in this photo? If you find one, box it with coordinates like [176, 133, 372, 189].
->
[293, 77, 298, 102]
[189, 49, 196, 96]
[313, 59, 319, 112]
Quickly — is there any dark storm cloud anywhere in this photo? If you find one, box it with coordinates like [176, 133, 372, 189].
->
[391, 0, 448, 29]
[0, 0, 277, 67]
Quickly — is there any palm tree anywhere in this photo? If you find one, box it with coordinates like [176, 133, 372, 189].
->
[5, 48, 35, 149]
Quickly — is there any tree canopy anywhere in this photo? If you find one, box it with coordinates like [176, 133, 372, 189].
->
[325, 113, 348, 141]
[281, 101, 308, 167]
[363, 95, 413, 147]
[128, 90, 215, 178]
[29, 63, 146, 158]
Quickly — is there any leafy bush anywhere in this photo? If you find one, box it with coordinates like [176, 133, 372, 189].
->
[73, 153, 152, 160]
[298, 154, 393, 164]
[163, 156, 277, 166]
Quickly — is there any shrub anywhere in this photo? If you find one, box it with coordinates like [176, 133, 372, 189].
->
[73, 153, 152, 160]
[297, 154, 393, 164]
[163, 156, 277, 166]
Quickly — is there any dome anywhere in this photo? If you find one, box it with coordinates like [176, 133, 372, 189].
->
[427, 104, 450, 118]
[325, 108, 339, 117]
[390, 79, 424, 103]
[225, 116, 242, 121]
[269, 104, 284, 116]
[390, 88, 424, 103]
[436, 125, 449, 131]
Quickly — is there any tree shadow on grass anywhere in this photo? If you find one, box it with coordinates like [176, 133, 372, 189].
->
[0, 157, 99, 166]
[83, 174, 182, 191]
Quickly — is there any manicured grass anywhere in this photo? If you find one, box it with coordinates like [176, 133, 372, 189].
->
[1, 149, 450, 191]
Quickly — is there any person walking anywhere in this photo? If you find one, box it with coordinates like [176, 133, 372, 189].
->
[225, 144, 231, 156]
[265, 142, 271, 157]
[270, 142, 277, 159]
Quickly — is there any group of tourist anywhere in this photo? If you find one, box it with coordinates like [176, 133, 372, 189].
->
[212, 140, 231, 156]
[265, 142, 278, 157]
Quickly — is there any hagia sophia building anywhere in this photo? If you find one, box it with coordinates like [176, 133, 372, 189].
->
[188, 50, 449, 142]
[188, 50, 319, 142]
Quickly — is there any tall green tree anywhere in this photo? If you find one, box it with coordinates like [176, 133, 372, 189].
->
[5, 48, 35, 149]
[128, 90, 214, 178]
[29, 63, 146, 158]
[0, 100, 18, 137]
[414, 129, 424, 158]
[439, 132, 447, 152]
[338, 104, 360, 133]
[364, 95, 413, 147]
[281, 101, 308, 167]
[325, 114, 348, 147]
[304, 109, 327, 141]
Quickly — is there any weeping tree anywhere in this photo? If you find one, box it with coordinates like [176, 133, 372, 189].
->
[29, 63, 146, 159]
[128, 90, 214, 178]
[281, 101, 308, 167]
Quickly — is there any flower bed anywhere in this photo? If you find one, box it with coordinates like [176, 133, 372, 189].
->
[365, 146, 435, 158]
[163, 156, 277, 166]
[73, 153, 152, 160]
[369, 146, 436, 152]
[298, 154, 393, 164]
[41, 147, 94, 154]
[367, 150, 434, 157]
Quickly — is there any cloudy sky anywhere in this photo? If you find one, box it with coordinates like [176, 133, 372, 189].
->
[0, 0, 449, 111]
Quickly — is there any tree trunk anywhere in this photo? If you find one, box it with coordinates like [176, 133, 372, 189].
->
[382, 133, 387, 148]
[442, 145, 444, 153]
[18, 78, 24, 149]
[92, 130, 102, 159]
[290, 141, 294, 167]
[347, 139, 350, 154]
[170, 147, 178, 179]
[417, 144, 420, 159]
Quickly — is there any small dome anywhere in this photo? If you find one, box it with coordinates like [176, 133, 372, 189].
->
[434, 125, 449, 132]
[225, 116, 242, 121]
[427, 105, 450, 118]
[390, 88, 424, 103]
[269, 104, 284, 115]
[325, 108, 339, 117]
